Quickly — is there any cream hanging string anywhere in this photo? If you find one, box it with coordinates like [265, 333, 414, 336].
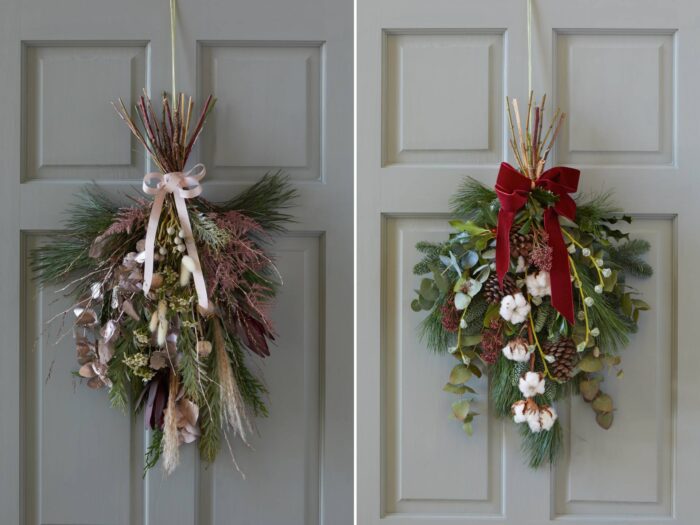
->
[170, 0, 178, 103]
[527, 0, 532, 94]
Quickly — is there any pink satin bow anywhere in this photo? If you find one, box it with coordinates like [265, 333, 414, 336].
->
[142, 164, 209, 311]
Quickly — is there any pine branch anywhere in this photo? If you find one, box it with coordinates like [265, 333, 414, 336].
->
[608, 239, 653, 278]
[107, 339, 131, 411]
[178, 329, 204, 404]
[418, 299, 453, 353]
[490, 356, 526, 417]
[577, 262, 635, 351]
[217, 172, 298, 234]
[449, 178, 498, 227]
[225, 331, 268, 417]
[143, 429, 164, 475]
[519, 419, 563, 468]
[413, 241, 444, 276]
[576, 191, 621, 230]
[191, 211, 232, 252]
[199, 348, 222, 463]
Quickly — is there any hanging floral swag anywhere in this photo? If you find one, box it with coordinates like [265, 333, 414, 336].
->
[411, 93, 652, 467]
[31, 92, 297, 474]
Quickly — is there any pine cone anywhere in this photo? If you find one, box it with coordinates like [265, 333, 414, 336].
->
[543, 338, 578, 381]
[483, 274, 519, 304]
[510, 231, 533, 258]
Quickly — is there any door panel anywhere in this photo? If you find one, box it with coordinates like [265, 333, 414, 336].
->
[0, 0, 352, 523]
[358, 1, 698, 524]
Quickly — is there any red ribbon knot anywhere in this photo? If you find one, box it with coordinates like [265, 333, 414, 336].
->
[495, 162, 580, 323]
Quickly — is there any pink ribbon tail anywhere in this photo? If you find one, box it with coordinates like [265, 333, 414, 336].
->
[142, 164, 209, 312]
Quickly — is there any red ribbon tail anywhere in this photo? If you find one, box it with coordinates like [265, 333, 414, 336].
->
[495, 209, 514, 287]
[544, 209, 575, 324]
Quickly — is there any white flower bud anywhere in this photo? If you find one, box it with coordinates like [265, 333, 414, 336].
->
[602, 268, 612, 278]
[174, 236, 183, 245]
[157, 321, 167, 347]
[577, 310, 585, 320]
[567, 243, 576, 254]
[178, 229, 186, 239]
[590, 327, 600, 337]
[159, 246, 168, 255]
[584, 296, 595, 307]
[196, 340, 213, 357]
[149, 310, 159, 333]
[594, 284, 603, 294]
[158, 299, 167, 320]
[166, 226, 175, 235]
[177, 244, 186, 253]
[582, 248, 591, 257]
[595, 258, 604, 266]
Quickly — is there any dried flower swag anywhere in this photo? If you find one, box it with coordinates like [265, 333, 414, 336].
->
[412, 93, 652, 467]
[31, 92, 296, 474]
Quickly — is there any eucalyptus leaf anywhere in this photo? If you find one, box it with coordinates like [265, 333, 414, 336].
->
[463, 421, 474, 436]
[591, 393, 613, 413]
[410, 299, 422, 312]
[443, 383, 470, 395]
[578, 355, 603, 372]
[449, 364, 472, 385]
[451, 399, 471, 420]
[420, 278, 439, 302]
[558, 215, 579, 229]
[462, 250, 479, 269]
[482, 248, 496, 260]
[467, 279, 482, 297]
[468, 363, 482, 378]
[432, 267, 449, 293]
[596, 411, 614, 430]
[461, 334, 483, 347]
[450, 220, 488, 236]
[579, 378, 600, 401]
[419, 296, 435, 310]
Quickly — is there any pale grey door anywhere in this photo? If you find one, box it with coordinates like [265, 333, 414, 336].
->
[0, 0, 352, 524]
[358, 0, 699, 524]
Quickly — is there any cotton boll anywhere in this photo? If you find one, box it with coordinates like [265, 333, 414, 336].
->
[502, 339, 530, 362]
[499, 295, 516, 321]
[519, 371, 545, 398]
[526, 271, 551, 298]
[512, 400, 528, 423]
[500, 293, 530, 324]
[539, 406, 558, 431]
[527, 410, 543, 432]
[510, 311, 526, 324]
[501, 295, 515, 310]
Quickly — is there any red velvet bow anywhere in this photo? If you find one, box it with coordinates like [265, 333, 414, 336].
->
[495, 162, 580, 323]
